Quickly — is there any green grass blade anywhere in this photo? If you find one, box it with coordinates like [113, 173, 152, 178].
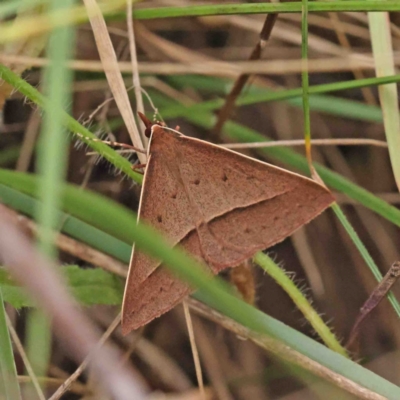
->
[0, 64, 142, 184]
[0, 169, 138, 244]
[254, 253, 348, 357]
[36, 0, 74, 256]
[128, 1, 400, 20]
[297, 0, 355, 349]
[0, 290, 22, 400]
[0, 183, 132, 261]
[0, 0, 128, 44]
[28, 0, 75, 379]
[163, 74, 400, 122]
[0, 170, 344, 353]
[332, 203, 400, 316]
[117, 212, 400, 399]
[1, 177, 399, 398]
[299, 0, 399, 326]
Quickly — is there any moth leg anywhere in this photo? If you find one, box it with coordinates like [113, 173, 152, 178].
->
[131, 163, 147, 173]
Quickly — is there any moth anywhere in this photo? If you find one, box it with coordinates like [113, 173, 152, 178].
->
[121, 115, 334, 334]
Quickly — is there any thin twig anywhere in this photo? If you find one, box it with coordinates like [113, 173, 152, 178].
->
[183, 301, 205, 400]
[5, 314, 46, 400]
[347, 261, 400, 349]
[213, 14, 278, 137]
[191, 319, 234, 400]
[17, 376, 87, 396]
[48, 313, 122, 400]
[16, 109, 41, 172]
[127, 0, 147, 147]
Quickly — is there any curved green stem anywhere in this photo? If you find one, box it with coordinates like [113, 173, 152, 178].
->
[254, 252, 349, 357]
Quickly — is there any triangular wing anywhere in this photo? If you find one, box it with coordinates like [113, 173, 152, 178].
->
[122, 126, 334, 333]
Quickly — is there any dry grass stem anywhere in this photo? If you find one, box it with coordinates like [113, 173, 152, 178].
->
[187, 298, 386, 400]
[1, 53, 394, 75]
[82, 0, 146, 162]
[183, 301, 206, 400]
[223, 138, 388, 149]
[213, 14, 278, 136]
[191, 319, 235, 400]
[16, 376, 88, 396]
[49, 313, 122, 400]
[291, 228, 326, 298]
[16, 109, 41, 172]
[5, 314, 46, 400]
[126, 0, 147, 145]
[94, 311, 193, 392]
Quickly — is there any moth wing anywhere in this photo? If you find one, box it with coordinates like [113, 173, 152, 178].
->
[122, 126, 334, 333]
[122, 131, 196, 330]
[169, 132, 333, 268]
[121, 232, 201, 333]
[194, 176, 333, 271]
[121, 179, 333, 332]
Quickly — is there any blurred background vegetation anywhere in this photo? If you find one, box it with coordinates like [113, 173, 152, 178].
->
[0, 1, 400, 399]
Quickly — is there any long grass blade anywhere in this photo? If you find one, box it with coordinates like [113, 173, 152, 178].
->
[368, 12, 400, 191]
[28, 0, 75, 382]
[0, 177, 399, 399]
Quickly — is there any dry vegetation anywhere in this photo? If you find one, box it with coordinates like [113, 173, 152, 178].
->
[0, 1, 400, 400]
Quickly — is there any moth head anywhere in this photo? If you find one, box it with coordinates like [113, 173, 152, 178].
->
[138, 112, 182, 140]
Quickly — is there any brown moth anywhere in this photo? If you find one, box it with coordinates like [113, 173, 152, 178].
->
[121, 115, 334, 334]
